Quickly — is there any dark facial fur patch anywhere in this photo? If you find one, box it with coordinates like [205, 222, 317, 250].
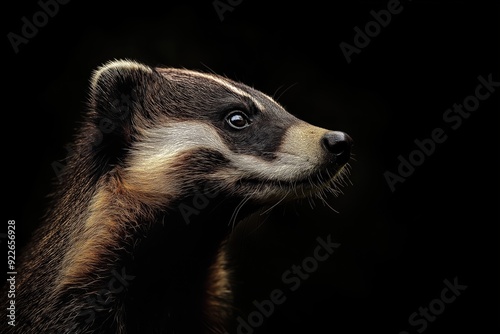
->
[155, 69, 301, 161]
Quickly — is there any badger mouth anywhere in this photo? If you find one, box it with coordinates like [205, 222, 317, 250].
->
[239, 163, 351, 199]
[223, 163, 351, 229]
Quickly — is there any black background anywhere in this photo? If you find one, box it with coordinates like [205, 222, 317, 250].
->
[3, 0, 499, 333]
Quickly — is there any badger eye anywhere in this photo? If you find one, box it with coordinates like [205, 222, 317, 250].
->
[225, 111, 251, 130]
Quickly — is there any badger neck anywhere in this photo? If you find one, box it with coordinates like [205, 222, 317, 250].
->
[60, 175, 254, 333]
[123, 195, 249, 334]
[15, 143, 258, 333]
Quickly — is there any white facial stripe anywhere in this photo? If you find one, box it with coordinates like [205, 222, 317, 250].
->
[228, 154, 314, 182]
[227, 123, 330, 182]
[123, 122, 228, 197]
[132, 122, 319, 180]
[128, 122, 227, 171]
[169, 68, 265, 111]
[125, 121, 330, 195]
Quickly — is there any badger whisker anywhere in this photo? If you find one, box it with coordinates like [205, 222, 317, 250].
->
[229, 194, 252, 231]
[260, 189, 291, 216]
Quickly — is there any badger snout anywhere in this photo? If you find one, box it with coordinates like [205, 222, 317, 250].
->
[321, 131, 353, 165]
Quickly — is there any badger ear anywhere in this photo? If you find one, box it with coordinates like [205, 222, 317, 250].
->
[86, 60, 157, 163]
[89, 59, 154, 124]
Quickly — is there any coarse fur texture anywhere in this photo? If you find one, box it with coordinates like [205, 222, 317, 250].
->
[0, 60, 352, 334]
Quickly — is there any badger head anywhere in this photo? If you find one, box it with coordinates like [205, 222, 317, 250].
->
[86, 60, 352, 220]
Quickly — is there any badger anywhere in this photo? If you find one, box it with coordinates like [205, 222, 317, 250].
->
[0, 60, 352, 334]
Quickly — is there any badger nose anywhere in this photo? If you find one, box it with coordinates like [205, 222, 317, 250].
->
[321, 131, 353, 165]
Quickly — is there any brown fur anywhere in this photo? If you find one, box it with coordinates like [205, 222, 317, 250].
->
[0, 60, 351, 334]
